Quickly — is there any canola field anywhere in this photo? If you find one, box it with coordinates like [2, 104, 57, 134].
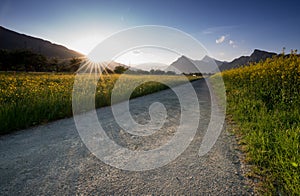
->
[214, 54, 300, 194]
[0, 73, 198, 134]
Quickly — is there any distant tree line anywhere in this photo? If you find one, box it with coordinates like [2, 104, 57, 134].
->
[108, 66, 177, 75]
[182, 72, 214, 77]
[0, 49, 82, 72]
[0, 49, 47, 72]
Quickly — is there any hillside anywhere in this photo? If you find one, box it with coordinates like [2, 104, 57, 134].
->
[166, 56, 199, 74]
[0, 26, 83, 59]
[219, 49, 277, 71]
[166, 55, 221, 74]
[166, 49, 277, 74]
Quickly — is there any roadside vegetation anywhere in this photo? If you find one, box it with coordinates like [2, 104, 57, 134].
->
[212, 52, 299, 194]
[0, 72, 199, 134]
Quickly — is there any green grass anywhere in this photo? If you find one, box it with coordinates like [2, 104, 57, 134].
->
[212, 54, 300, 194]
[0, 72, 199, 134]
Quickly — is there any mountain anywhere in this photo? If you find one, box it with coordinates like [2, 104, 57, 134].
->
[166, 49, 277, 74]
[166, 55, 222, 74]
[201, 55, 224, 66]
[194, 55, 223, 72]
[0, 26, 83, 59]
[219, 49, 277, 71]
[166, 56, 198, 74]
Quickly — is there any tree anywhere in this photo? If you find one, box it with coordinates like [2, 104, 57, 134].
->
[0, 50, 48, 72]
[0, 50, 10, 71]
[49, 58, 59, 72]
[166, 71, 176, 75]
[69, 57, 82, 67]
[114, 66, 128, 74]
[67, 57, 82, 72]
[102, 68, 114, 74]
[150, 69, 165, 75]
[281, 47, 286, 55]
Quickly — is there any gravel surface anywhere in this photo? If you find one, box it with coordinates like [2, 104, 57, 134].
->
[0, 79, 254, 195]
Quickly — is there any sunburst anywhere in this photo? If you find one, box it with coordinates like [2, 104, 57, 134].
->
[76, 58, 114, 81]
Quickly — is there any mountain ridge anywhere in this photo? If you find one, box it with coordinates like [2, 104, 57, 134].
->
[0, 26, 278, 73]
[166, 55, 222, 74]
[219, 49, 277, 71]
[0, 26, 83, 59]
[167, 49, 278, 74]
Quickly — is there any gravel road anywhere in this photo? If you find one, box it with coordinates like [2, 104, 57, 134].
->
[0, 79, 254, 195]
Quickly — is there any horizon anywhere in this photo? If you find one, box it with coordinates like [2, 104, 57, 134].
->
[0, 24, 286, 69]
[0, 0, 299, 63]
[0, 25, 281, 66]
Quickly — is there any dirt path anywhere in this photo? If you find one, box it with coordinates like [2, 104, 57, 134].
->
[0, 79, 253, 195]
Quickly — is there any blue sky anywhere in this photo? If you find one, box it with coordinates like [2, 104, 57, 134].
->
[0, 0, 299, 62]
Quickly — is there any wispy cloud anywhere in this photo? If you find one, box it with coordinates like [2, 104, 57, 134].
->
[216, 35, 226, 44]
[229, 40, 238, 48]
[202, 25, 238, 35]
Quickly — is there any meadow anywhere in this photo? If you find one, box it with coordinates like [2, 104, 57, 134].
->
[0, 72, 199, 134]
[1, 54, 299, 194]
[211, 54, 300, 194]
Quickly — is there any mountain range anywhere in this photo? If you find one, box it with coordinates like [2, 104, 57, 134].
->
[0, 26, 83, 59]
[166, 55, 223, 74]
[0, 26, 277, 73]
[218, 49, 277, 71]
[166, 49, 277, 74]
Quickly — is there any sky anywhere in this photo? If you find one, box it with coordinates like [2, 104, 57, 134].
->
[0, 0, 300, 64]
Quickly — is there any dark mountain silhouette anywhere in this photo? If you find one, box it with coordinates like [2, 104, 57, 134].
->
[0, 26, 83, 59]
[219, 49, 277, 71]
[167, 56, 199, 74]
[194, 55, 223, 72]
[166, 55, 222, 74]
[167, 49, 277, 74]
[201, 55, 224, 66]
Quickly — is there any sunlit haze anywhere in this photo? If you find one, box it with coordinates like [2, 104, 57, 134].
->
[115, 48, 180, 66]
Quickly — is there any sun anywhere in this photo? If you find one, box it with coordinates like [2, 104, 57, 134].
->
[76, 59, 113, 77]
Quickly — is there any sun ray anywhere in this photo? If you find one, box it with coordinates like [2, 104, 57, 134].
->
[76, 61, 89, 73]
[78, 58, 114, 80]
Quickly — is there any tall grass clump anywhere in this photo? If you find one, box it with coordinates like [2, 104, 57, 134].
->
[216, 53, 299, 194]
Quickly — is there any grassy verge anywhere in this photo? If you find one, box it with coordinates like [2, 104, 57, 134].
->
[212, 54, 300, 194]
[0, 72, 199, 134]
